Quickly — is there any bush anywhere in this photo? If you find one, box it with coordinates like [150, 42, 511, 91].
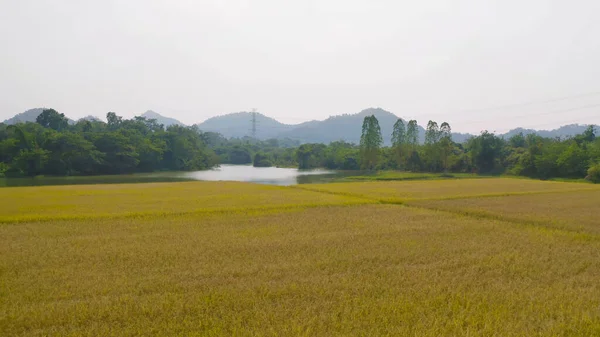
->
[253, 153, 272, 167]
[587, 164, 600, 183]
[0, 162, 7, 177]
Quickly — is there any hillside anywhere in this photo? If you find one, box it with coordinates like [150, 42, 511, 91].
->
[2, 108, 48, 125]
[501, 124, 591, 139]
[140, 110, 184, 127]
[276, 108, 426, 145]
[2, 108, 594, 144]
[196, 112, 295, 139]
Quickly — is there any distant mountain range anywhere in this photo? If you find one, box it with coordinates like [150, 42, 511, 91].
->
[2, 108, 594, 144]
[2, 108, 76, 125]
[141, 110, 184, 127]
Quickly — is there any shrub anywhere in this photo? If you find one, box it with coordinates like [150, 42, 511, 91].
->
[587, 164, 600, 183]
[253, 153, 272, 167]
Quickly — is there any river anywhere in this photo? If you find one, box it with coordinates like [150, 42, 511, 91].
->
[0, 165, 346, 187]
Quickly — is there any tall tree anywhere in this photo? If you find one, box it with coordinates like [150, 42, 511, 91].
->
[391, 119, 406, 169]
[359, 115, 383, 170]
[439, 122, 453, 172]
[425, 120, 440, 145]
[406, 120, 419, 147]
[405, 120, 420, 171]
[36, 109, 69, 131]
[391, 119, 406, 147]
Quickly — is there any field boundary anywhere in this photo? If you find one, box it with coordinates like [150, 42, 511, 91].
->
[295, 185, 600, 239]
[0, 200, 378, 225]
[294, 185, 599, 204]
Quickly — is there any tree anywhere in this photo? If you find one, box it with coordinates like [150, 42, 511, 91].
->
[36, 109, 69, 131]
[439, 122, 453, 172]
[44, 132, 103, 175]
[466, 131, 505, 173]
[424, 120, 440, 145]
[106, 112, 123, 130]
[406, 120, 419, 147]
[296, 143, 326, 169]
[587, 163, 600, 183]
[556, 142, 588, 177]
[253, 153, 272, 167]
[391, 119, 406, 168]
[404, 120, 420, 171]
[359, 115, 383, 170]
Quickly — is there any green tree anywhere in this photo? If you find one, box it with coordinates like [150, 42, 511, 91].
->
[439, 122, 453, 172]
[424, 120, 440, 145]
[253, 153, 272, 167]
[587, 163, 600, 183]
[405, 120, 420, 171]
[466, 131, 505, 173]
[406, 120, 419, 147]
[359, 115, 383, 170]
[36, 109, 69, 131]
[391, 119, 406, 168]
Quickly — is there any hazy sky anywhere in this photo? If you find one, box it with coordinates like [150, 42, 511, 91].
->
[1, 0, 600, 133]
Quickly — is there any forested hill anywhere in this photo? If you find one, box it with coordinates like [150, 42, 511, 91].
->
[502, 124, 591, 139]
[3, 108, 75, 125]
[196, 108, 474, 144]
[2, 108, 594, 144]
[141, 110, 184, 127]
[195, 112, 296, 139]
[276, 108, 423, 145]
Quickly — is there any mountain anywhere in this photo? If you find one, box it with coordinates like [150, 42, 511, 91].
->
[2, 108, 48, 125]
[140, 110, 184, 127]
[501, 124, 591, 139]
[3, 108, 594, 144]
[2, 108, 78, 125]
[275, 108, 426, 145]
[196, 112, 295, 139]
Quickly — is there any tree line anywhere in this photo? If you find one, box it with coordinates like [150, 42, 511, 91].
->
[1, 109, 598, 183]
[0, 109, 218, 177]
[296, 115, 600, 183]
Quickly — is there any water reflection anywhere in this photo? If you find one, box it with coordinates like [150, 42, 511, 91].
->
[179, 165, 335, 186]
[1, 165, 344, 187]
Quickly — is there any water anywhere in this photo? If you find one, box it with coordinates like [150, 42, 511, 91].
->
[178, 165, 336, 185]
[0, 165, 345, 187]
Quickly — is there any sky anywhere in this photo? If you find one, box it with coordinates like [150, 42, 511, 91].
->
[1, 0, 600, 133]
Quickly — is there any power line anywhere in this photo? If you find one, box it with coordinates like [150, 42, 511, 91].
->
[453, 102, 600, 127]
[452, 90, 600, 114]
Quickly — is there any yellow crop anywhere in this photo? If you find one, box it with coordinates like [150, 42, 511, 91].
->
[2, 179, 600, 336]
[296, 177, 599, 203]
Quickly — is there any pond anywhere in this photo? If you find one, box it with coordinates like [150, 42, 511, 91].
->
[0, 165, 350, 187]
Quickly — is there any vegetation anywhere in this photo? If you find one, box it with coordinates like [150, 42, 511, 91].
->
[1, 109, 598, 184]
[0, 109, 218, 177]
[587, 163, 600, 183]
[359, 115, 383, 170]
[295, 116, 599, 183]
[203, 133, 299, 168]
[2, 179, 600, 335]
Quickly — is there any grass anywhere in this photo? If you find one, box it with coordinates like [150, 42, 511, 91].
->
[2, 178, 600, 336]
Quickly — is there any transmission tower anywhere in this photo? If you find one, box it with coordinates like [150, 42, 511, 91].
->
[250, 108, 257, 138]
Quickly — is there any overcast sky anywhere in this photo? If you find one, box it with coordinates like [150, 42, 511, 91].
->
[1, 0, 600, 133]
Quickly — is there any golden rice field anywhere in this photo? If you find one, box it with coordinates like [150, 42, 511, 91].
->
[2, 178, 600, 336]
[0, 182, 371, 223]
[296, 177, 598, 202]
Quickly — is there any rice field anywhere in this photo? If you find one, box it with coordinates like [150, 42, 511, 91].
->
[296, 178, 599, 202]
[2, 178, 600, 336]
